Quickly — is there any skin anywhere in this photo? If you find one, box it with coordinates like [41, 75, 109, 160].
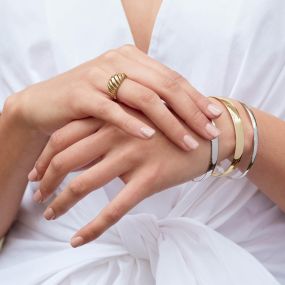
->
[1, 0, 285, 249]
[121, 0, 163, 53]
[30, 98, 285, 248]
[0, 45, 222, 238]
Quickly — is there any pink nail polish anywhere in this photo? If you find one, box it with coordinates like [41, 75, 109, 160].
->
[206, 123, 221, 138]
[71, 236, 84, 248]
[44, 208, 56, 220]
[140, 127, 156, 138]
[183, 135, 199, 150]
[33, 190, 43, 203]
[208, 104, 223, 116]
[28, 168, 38, 181]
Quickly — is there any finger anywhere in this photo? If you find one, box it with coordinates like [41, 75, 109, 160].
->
[117, 44, 223, 119]
[97, 51, 220, 140]
[29, 118, 104, 182]
[117, 80, 200, 151]
[34, 127, 113, 203]
[43, 150, 133, 221]
[85, 65, 199, 150]
[78, 86, 156, 140]
[70, 175, 150, 247]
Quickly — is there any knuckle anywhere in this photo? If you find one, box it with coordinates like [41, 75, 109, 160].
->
[101, 50, 119, 62]
[146, 165, 160, 183]
[168, 70, 185, 83]
[68, 179, 86, 198]
[49, 131, 65, 152]
[104, 205, 123, 224]
[100, 124, 117, 137]
[138, 90, 158, 106]
[161, 77, 180, 91]
[120, 147, 141, 165]
[190, 109, 207, 125]
[50, 155, 64, 173]
[34, 160, 46, 177]
[118, 44, 136, 54]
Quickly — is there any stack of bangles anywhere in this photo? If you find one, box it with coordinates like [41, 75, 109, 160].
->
[193, 96, 259, 181]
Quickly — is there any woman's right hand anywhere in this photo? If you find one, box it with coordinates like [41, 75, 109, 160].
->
[10, 44, 222, 151]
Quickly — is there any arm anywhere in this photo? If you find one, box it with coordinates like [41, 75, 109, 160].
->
[211, 98, 285, 210]
[0, 45, 222, 238]
[248, 107, 285, 210]
[0, 100, 48, 238]
[29, 99, 285, 247]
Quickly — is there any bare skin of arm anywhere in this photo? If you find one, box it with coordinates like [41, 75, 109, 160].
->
[0, 103, 48, 238]
[22, 98, 285, 246]
[0, 93, 284, 242]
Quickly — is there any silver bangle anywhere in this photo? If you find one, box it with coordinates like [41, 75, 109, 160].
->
[229, 103, 258, 179]
[193, 121, 219, 182]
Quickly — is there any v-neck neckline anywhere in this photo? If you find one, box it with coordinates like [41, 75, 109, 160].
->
[118, 0, 168, 55]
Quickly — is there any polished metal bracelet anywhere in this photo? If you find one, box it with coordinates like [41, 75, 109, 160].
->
[210, 97, 245, 177]
[193, 121, 219, 182]
[229, 102, 258, 179]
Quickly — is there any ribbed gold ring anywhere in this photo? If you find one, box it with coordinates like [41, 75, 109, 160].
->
[107, 73, 127, 100]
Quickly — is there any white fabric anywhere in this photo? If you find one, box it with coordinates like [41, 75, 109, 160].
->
[0, 0, 285, 284]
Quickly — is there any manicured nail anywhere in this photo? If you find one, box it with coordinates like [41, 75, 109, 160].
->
[33, 190, 43, 203]
[140, 127, 156, 138]
[206, 123, 221, 138]
[183, 135, 199, 150]
[71, 236, 84, 248]
[28, 168, 38, 181]
[44, 208, 56, 220]
[208, 104, 223, 116]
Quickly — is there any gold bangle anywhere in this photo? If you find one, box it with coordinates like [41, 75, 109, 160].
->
[210, 97, 245, 177]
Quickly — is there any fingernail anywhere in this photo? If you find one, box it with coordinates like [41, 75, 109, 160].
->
[206, 123, 221, 138]
[208, 104, 223, 116]
[71, 236, 84, 248]
[44, 208, 56, 220]
[140, 127, 156, 138]
[183, 135, 199, 150]
[33, 190, 43, 203]
[28, 168, 38, 181]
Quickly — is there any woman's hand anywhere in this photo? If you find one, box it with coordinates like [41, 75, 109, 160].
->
[11, 44, 221, 152]
[30, 104, 224, 248]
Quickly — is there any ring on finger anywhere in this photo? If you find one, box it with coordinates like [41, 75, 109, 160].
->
[107, 73, 127, 100]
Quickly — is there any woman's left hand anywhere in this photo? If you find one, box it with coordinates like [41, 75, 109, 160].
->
[31, 105, 212, 248]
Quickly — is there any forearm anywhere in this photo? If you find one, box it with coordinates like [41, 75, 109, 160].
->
[198, 98, 285, 211]
[0, 97, 48, 238]
[247, 108, 285, 210]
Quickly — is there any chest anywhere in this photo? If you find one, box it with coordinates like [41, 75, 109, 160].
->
[121, 0, 162, 53]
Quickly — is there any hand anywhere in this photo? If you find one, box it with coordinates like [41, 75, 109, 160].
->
[31, 104, 213, 248]
[9, 44, 221, 151]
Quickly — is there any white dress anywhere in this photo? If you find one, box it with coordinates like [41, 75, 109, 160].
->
[0, 0, 285, 284]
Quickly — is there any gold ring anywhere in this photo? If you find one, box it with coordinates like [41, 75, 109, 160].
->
[107, 73, 127, 100]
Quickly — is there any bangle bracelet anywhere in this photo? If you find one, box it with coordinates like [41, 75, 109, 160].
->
[210, 97, 245, 177]
[193, 121, 219, 182]
[229, 102, 258, 179]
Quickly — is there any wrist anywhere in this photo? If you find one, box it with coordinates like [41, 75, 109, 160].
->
[209, 97, 253, 169]
[2, 93, 48, 142]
